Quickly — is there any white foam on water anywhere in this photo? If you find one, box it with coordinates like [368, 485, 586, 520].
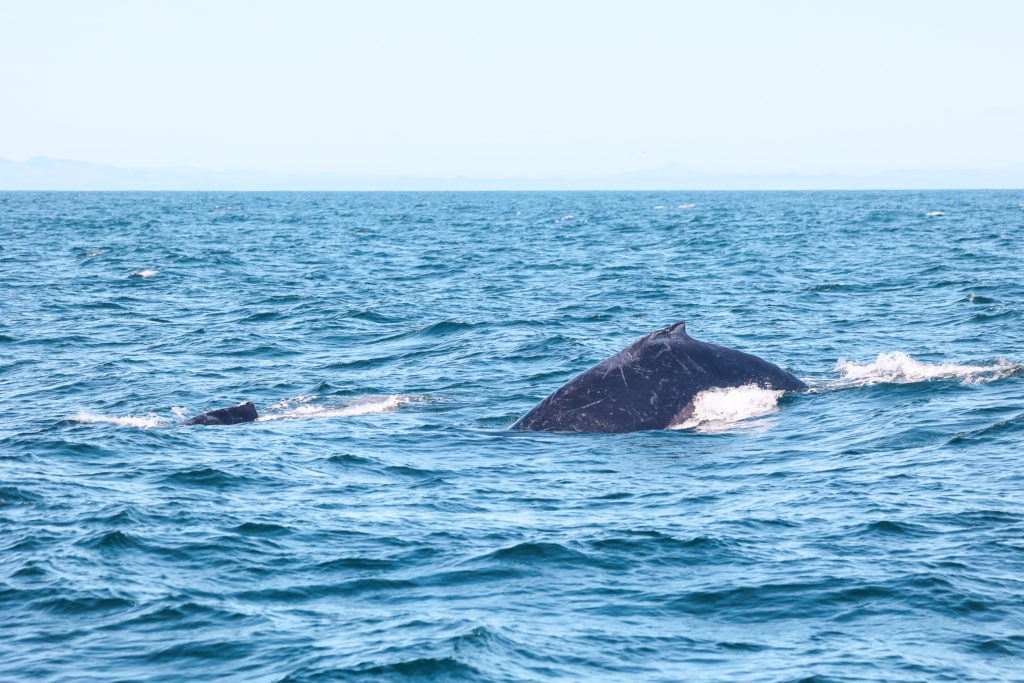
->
[833, 351, 1020, 387]
[677, 203, 696, 209]
[925, 211, 945, 217]
[131, 269, 159, 278]
[265, 395, 318, 412]
[257, 394, 413, 422]
[71, 412, 171, 429]
[669, 384, 784, 432]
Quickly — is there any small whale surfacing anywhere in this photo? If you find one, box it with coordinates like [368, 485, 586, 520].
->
[511, 322, 806, 433]
[182, 401, 259, 426]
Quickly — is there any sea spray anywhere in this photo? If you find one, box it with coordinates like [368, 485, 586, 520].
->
[834, 351, 1020, 386]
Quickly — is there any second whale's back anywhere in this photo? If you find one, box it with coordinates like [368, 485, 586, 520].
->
[183, 401, 259, 426]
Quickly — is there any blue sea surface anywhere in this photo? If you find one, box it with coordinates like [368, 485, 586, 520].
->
[2, 190, 1024, 681]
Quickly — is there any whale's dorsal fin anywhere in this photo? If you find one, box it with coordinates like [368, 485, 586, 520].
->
[654, 321, 688, 339]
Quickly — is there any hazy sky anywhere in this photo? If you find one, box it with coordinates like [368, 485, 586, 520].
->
[2, 1, 1022, 178]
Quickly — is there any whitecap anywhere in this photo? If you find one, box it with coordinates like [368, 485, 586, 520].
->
[833, 352, 1020, 386]
[925, 211, 945, 217]
[677, 203, 696, 209]
[71, 412, 171, 429]
[257, 394, 414, 421]
[265, 395, 319, 412]
[130, 269, 159, 278]
[669, 384, 783, 432]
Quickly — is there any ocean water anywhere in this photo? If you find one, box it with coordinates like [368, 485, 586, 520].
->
[2, 190, 1024, 682]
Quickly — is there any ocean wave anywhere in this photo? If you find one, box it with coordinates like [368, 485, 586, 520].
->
[163, 467, 243, 489]
[78, 529, 146, 552]
[0, 486, 42, 506]
[669, 384, 784, 431]
[375, 320, 475, 343]
[482, 541, 590, 565]
[947, 414, 1024, 445]
[833, 352, 1021, 386]
[35, 593, 136, 615]
[320, 656, 478, 680]
[71, 412, 172, 429]
[130, 269, 159, 278]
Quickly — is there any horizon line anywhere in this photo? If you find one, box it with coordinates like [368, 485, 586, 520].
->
[2, 156, 1023, 192]
[3, 187, 1023, 193]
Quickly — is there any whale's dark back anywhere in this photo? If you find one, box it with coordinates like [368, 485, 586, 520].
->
[183, 401, 259, 426]
[511, 322, 806, 433]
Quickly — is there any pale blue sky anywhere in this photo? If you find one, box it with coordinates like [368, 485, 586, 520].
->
[2, 0, 1022, 179]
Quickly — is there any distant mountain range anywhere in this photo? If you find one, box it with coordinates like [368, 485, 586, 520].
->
[2, 157, 1023, 191]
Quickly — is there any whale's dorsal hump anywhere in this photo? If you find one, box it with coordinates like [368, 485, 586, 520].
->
[510, 320, 806, 433]
[653, 320, 688, 340]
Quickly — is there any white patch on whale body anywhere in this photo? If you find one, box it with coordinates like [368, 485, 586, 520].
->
[669, 384, 784, 432]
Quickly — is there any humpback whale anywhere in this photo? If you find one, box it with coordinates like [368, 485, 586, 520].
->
[183, 401, 259, 426]
[511, 322, 806, 433]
